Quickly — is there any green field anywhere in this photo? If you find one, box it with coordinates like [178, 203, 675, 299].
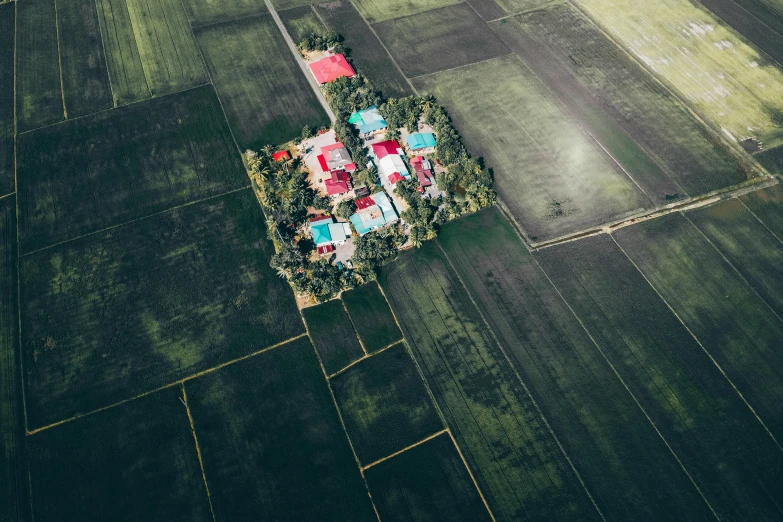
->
[353, 0, 460, 24]
[739, 182, 783, 238]
[16, 0, 64, 132]
[195, 15, 330, 150]
[0, 2, 13, 196]
[0, 197, 28, 522]
[535, 234, 783, 520]
[614, 212, 783, 443]
[95, 0, 151, 105]
[575, 0, 783, 151]
[364, 432, 493, 522]
[314, 0, 413, 98]
[492, 4, 749, 201]
[186, 337, 377, 521]
[303, 298, 365, 375]
[182, 0, 268, 27]
[331, 343, 443, 465]
[57, 0, 114, 118]
[27, 387, 212, 521]
[373, 4, 510, 78]
[415, 54, 650, 242]
[20, 189, 304, 429]
[341, 281, 402, 353]
[17, 85, 247, 253]
[438, 207, 717, 520]
[464, 0, 506, 21]
[280, 5, 325, 44]
[380, 242, 601, 521]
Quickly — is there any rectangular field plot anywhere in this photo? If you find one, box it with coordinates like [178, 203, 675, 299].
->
[0, 3, 13, 196]
[739, 182, 783, 238]
[0, 198, 27, 522]
[195, 15, 330, 150]
[20, 189, 304, 429]
[380, 243, 601, 522]
[303, 299, 365, 375]
[535, 234, 783, 521]
[16, 0, 64, 132]
[614, 212, 783, 446]
[331, 343, 443, 465]
[182, 0, 267, 27]
[414, 55, 650, 242]
[186, 337, 377, 521]
[280, 5, 325, 44]
[314, 1, 413, 98]
[27, 387, 212, 522]
[353, 0, 460, 24]
[437, 207, 717, 520]
[341, 281, 402, 353]
[57, 0, 114, 118]
[364, 433, 493, 522]
[493, 4, 749, 201]
[17, 85, 247, 253]
[575, 0, 783, 151]
[373, 4, 510, 78]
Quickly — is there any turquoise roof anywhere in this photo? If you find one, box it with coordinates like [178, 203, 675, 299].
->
[311, 222, 332, 245]
[405, 132, 436, 150]
[349, 192, 398, 236]
[349, 106, 387, 134]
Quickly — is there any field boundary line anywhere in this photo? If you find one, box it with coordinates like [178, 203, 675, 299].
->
[484, 0, 562, 23]
[407, 53, 515, 81]
[530, 253, 722, 520]
[446, 429, 497, 522]
[52, 0, 67, 119]
[181, 383, 217, 522]
[346, 0, 417, 95]
[25, 333, 307, 435]
[93, 0, 116, 107]
[0, 192, 14, 201]
[361, 428, 448, 471]
[340, 299, 369, 356]
[21, 184, 251, 257]
[435, 241, 607, 522]
[736, 195, 783, 245]
[16, 81, 211, 137]
[327, 340, 402, 379]
[610, 233, 783, 452]
[303, 326, 382, 522]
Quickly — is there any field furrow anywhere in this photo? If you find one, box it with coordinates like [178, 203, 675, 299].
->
[0, 3, 14, 196]
[739, 182, 783, 239]
[181, 0, 268, 28]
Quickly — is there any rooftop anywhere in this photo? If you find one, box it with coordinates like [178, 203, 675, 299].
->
[348, 105, 387, 134]
[405, 132, 437, 150]
[309, 54, 355, 84]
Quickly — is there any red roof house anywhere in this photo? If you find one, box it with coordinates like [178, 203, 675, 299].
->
[317, 244, 334, 255]
[324, 170, 351, 196]
[321, 142, 356, 172]
[309, 54, 355, 84]
[355, 195, 376, 210]
[272, 150, 290, 162]
[388, 172, 405, 185]
[372, 140, 403, 159]
[411, 156, 433, 189]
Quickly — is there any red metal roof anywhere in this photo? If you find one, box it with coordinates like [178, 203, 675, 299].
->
[309, 54, 355, 84]
[321, 142, 345, 152]
[388, 172, 405, 184]
[310, 215, 332, 224]
[325, 170, 350, 195]
[317, 154, 328, 173]
[372, 140, 402, 159]
[416, 170, 432, 188]
[272, 150, 290, 161]
[355, 195, 375, 210]
[411, 155, 424, 165]
[317, 244, 334, 255]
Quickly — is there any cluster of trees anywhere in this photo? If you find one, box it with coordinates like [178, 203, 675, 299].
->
[297, 29, 346, 56]
[394, 179, 437, 247]
[270, 242, 354, 302]
[351, 226, 406, 280]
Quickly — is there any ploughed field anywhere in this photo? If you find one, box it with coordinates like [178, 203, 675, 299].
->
[5, 0, 783, 520]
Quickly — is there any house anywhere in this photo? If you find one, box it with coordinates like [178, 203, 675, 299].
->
[411, 156, 434, 190]
[348, 106, 387, 135]
[324, 170, 351, 196]
[309, 54, 355, 84]
[372, 140, 410, 185]
[310, 215, 352, 246]
[405, 132, 436, 152]
[349, 192, 399, 235]
[318, 142, 356, 173]
[272, 150, 290, 162]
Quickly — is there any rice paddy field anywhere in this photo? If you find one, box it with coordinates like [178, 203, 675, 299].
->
[303, 298, 365, 375]
[181, 0, 268, 27]
[341, 281, 402, 353]
[0, 2, 13, 196]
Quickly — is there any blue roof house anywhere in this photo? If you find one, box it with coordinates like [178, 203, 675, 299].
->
[349, 192, 399, 236]
[349, 106, 387, 135]
[405, 132, 436, 151]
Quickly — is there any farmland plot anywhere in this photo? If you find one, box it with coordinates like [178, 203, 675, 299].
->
[0, 198, 28, 522]
[614, 212, 783, 442]
[186, 337, 377, 521]
[331, 343, 443, 465]
[314, 0, 413, 98]
[493, 4, 749, 201]
[341, 281, 402, 353]
[687, 196, 783, 318]
[17, 85, 246, 253]
[364, 433, 493, 522]
[20, 190, 304, 429]
[414, 54, 650, 242]
[28, 387, 212, 522]
[438, 208, 716, 520]
[574, 0, 783, 152]
[352, 0, 460, 24]
[0, 3, 13, 196]
[181, 0, 268, 27]
[303, 298, 365, 375]
[373, 4, 510, 78]
[380, 243, 601, 522]
[195, 15, 330, 150]
[739, 181, 783, 238]
[280, 5, 325, 44]
[16, 0, 64, 132]
[536, 234, 783, 520]
[56, 0, 114, 117]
